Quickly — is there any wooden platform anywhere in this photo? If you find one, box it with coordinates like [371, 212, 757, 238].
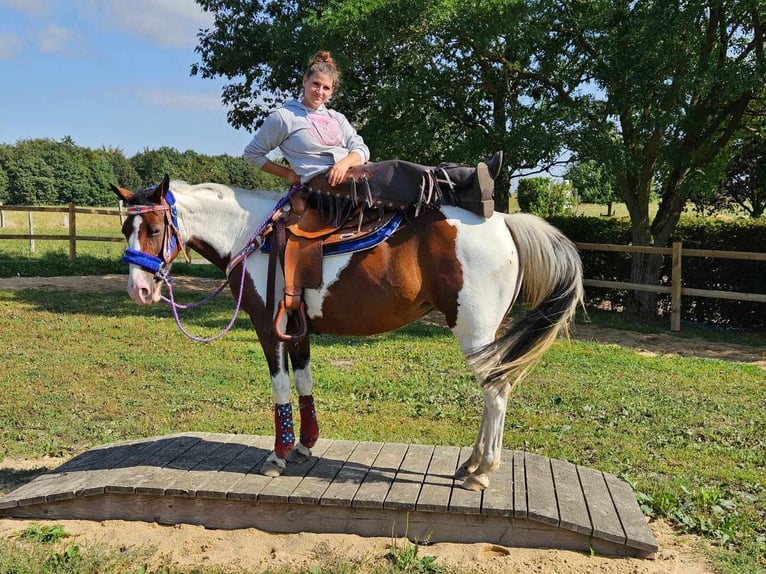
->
[0, 433, 657, 557]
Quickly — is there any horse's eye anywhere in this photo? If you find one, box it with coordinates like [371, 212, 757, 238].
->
[148, 227, 162, 238]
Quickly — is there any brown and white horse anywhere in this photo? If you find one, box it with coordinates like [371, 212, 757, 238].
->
[111, 175, 583, 491]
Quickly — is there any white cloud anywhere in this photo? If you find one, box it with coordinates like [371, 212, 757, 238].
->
[136, 88, 223, 113]
[83, 0, 214, 48]
[0, 32, 23, 59]
[38, 26, 87, 55]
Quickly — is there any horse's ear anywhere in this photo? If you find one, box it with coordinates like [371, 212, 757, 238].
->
[110, 183, 133, 202]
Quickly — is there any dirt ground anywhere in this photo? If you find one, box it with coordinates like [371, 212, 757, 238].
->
[2, 274, 761, 572]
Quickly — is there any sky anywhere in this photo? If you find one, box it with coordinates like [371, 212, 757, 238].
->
[0, 0, 252, 158]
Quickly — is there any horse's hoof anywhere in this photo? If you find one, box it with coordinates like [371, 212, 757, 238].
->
[261, 453, 287, 477]
[461, 473, 490, 491]
[290, 443, 312, 464]
[454, 463, 477, 480]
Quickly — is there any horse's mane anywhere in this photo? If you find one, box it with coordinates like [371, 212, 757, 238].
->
[169, 180, 282, 201]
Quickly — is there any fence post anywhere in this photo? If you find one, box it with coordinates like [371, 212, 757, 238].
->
[671, 241, 682, 332]
[69, 203, 76, 260]
[0, 202, 4, 228]
[118, 199, 124, 225]
[28, 210, 35, 253]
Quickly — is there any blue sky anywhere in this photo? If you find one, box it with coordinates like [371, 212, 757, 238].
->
[0, 0, 251, 158]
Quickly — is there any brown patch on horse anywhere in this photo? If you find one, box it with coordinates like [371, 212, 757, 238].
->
[310, 211, 462, 334]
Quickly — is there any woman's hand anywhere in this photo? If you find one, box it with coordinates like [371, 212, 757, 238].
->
[327, 152, 363, 186]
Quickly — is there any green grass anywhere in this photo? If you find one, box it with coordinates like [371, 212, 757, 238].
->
[0, 287, 764, 572]
[1, 207, 764, 573]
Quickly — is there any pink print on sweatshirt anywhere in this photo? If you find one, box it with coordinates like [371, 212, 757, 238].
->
[307, 114, 343, 146]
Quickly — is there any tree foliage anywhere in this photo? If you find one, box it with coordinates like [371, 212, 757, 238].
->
[565, 160, 620, 215]
[193, 0, 765, 314]
[0, 138, 284, 206]
[517, 177, 574, 217]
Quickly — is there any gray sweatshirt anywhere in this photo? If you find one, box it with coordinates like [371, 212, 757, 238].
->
[243, 99, 370, 183]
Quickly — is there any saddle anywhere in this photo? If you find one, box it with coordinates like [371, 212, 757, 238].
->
[264, 157, 483, 341]
[264, 187, 402, 341]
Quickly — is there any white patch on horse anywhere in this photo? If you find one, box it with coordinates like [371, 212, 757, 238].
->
[293, 364, 313, 396]
[441, 207, 520, 354]
[303, 252, 354, 320]
[271, 343, 291, 404]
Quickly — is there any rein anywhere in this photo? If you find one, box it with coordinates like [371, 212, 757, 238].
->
[122, 184, 302, 343]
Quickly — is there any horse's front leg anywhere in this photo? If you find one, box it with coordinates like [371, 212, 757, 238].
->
[261, 341, 294, 477]
[456, 383, 511, 491]
[290, 336, 318, 463]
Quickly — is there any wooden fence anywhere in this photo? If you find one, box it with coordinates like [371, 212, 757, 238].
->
[0, 203, 124, 260]
[1, 204, 765, 332]
[576, 242, 766, 331]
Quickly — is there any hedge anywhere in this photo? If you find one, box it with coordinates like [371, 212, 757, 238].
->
[548, 215, 766, 329]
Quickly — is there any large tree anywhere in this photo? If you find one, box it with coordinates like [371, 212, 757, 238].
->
[194, 0, 765, 314]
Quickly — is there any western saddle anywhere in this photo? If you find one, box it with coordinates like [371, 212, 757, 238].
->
[263, 159, 494, 341]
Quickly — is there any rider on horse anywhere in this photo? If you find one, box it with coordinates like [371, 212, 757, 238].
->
[243, 50, 503, 219]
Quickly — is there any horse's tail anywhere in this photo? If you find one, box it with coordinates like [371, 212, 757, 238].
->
[469, 212, 584, 392]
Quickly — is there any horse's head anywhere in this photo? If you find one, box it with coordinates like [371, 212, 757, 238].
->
[111, 174, 186, 305]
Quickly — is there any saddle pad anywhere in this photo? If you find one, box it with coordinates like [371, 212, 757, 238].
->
[260, 210, 404, 256]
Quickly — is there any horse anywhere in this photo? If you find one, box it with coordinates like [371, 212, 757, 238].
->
[110, 175, 584, 491]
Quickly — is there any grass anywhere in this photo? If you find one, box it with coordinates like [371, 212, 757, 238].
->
[0, 288, 764, 572]
[0, 207, 764, 573]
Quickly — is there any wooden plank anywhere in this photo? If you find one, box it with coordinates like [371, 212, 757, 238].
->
[416, 445, 460, 513]
[0, 439, 154, 507]
[133, 434, 230, 496]
[578, 465, 626, 545]
[550, 458, 591, 535]
[604, 472, 658, 552]
[524, 452, 559, 526]
[448, 447, 482, 514]
[384, 444, 433, 510]
[160, 434, 250, 497]
[352, 442, 408, 509]
[66, 435, 192, 497]
[512, 450, 527, 517]
[257, 439, 332, 503]
[320, 441, 383, 507]
[481, 449, 513, 516]
[103, 435, 204, 494]
[198, 435, 273, 499]
[289, 440, 357, 504]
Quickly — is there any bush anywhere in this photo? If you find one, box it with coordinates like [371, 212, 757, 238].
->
[517, 177, 574, 216]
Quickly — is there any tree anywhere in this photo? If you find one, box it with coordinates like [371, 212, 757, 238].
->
[710, 98, 766, 218]
[517, 176, 573, 217]
[565, 160, 620, 216]
[194, 0, 766, 315]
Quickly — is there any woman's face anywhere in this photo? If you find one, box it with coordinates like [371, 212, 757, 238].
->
[302, 71, 335, 110]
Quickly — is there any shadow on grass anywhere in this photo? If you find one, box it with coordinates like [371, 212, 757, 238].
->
[1, 288, 452, 349]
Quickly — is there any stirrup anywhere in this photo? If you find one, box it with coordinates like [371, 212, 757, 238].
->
[274, 300, 308, 342]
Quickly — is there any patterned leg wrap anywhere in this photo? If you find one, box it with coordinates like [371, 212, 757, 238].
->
[299, 394, 319, 448]
[274, 403, 295, 459]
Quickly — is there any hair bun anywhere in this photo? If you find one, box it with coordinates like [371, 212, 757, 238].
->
[310, 50, 336, 68]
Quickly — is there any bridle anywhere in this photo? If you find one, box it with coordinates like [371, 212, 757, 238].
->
[119, 183, 303, 343]
[121, 188, 189, 279]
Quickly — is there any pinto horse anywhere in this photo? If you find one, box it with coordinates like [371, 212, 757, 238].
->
[111, 175, 583, 491]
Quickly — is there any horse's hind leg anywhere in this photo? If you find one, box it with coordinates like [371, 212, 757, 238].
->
[456, 383, 511, 490]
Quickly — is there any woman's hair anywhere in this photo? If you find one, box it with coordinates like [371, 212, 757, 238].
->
[304, 50, 341, 87]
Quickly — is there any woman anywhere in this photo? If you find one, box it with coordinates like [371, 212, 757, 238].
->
[244, 51, 370, 188]
[244, 51, 501, 217]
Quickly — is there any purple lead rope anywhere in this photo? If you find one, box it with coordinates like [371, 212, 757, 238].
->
[157, 184, 302, 343]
